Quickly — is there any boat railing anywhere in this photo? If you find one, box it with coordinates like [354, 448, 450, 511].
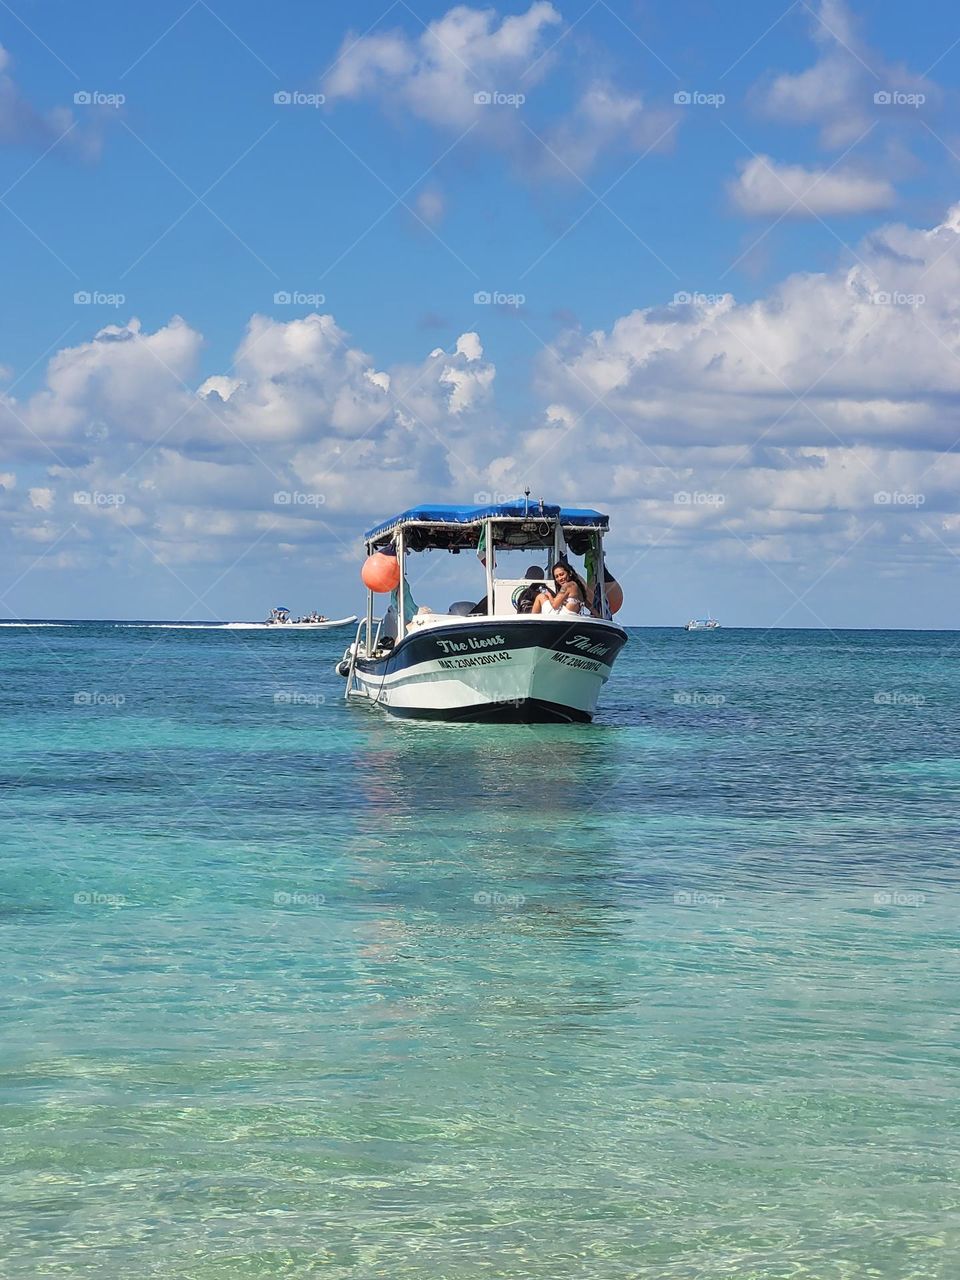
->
[344, 614, 386, 698]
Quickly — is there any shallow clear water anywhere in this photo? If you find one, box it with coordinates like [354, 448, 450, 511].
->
[1, 623, 958, 1278]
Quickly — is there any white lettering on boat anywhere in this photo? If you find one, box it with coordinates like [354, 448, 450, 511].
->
[564, 635, 610, 657]
[436, 633, 506, 655]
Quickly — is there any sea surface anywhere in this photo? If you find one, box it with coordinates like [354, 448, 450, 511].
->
[1, 622, 958, 1278]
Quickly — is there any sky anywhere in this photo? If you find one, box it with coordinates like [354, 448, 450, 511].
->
[2, 0, 960, 626]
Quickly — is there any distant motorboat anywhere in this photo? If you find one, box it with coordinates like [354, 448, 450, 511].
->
[684, 616, 720, 632]
[262, 607, 357, 630]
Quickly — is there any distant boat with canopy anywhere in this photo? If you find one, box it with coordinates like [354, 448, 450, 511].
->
[337, 496, 628, 722]
[263, 606, 357, 629]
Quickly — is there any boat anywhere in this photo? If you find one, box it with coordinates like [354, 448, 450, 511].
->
[260, 614, 357, 630]
[684, 616, 720, 631]
[337, 500, 628, 722]
[263, 606, 357, 629]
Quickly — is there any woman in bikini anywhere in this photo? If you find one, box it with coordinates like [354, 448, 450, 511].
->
[531, 562, 594, 616]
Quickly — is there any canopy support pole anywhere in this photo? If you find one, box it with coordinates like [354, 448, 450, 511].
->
[364, 544, 374, 656]
[484, 520, 495, 616]
[397, 530, 406, 640]
[596, 533, 608, 619]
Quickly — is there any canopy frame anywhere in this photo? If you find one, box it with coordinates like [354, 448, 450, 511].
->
[361, 501, 612, 643]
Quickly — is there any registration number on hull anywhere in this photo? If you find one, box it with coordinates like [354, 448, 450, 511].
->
[437, 651, 513, 670]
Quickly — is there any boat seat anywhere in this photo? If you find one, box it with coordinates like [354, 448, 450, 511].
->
[447, 600, 477, 616]
[493, 578, 550, 613]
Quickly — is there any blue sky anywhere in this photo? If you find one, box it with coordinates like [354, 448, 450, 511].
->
[2, 0, 960, 625]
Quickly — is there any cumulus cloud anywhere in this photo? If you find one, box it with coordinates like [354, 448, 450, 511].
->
[478, 203, 960, 569]
[730, 155, 895, 217]
[755, 0, 936, 149]
[7, 205, 960, 592]
[0, 315, 498, 571]
[322, 3, 674, 178]
[533, 206, 960, 438]
[324, 2, 561, 126]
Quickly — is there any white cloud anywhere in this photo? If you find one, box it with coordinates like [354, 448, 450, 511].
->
[198, 375, 242, 403]
[537, 82, 677, 177]
[0, 41, 102, 157]
[414, 186, 446, 226]
[756, 0, 935, 149]
[0, 315, 499, 571]
[28, 487, 54, 510]
[322, 4, 674, 178]
[7, 204, 960, 595]
[10, 317, 201, 458]
[731, 155, 895, 217]
[478, 202, 960, 568]
[324, 2, 561, 127]
[439, 332, 495, 412]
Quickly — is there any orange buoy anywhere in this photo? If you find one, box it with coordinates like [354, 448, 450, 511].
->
[362, 550, 401, 593]
[606, 578, 624, 615]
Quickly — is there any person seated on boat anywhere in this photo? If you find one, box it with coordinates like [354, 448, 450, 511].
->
[507, 564, 549, 614]
[532, 562, 594, 616]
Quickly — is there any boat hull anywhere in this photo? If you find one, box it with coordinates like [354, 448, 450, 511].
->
[258, 615, 358, 630]
[349, 617, 627, 722]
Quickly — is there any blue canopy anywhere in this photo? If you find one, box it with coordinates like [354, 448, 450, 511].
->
[364, 502, 609, 543]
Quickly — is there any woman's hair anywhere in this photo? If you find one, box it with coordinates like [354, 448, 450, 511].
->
[551, 561, 588, 599]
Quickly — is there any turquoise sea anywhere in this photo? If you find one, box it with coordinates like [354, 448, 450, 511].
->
[1, 622, 958, 1278]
